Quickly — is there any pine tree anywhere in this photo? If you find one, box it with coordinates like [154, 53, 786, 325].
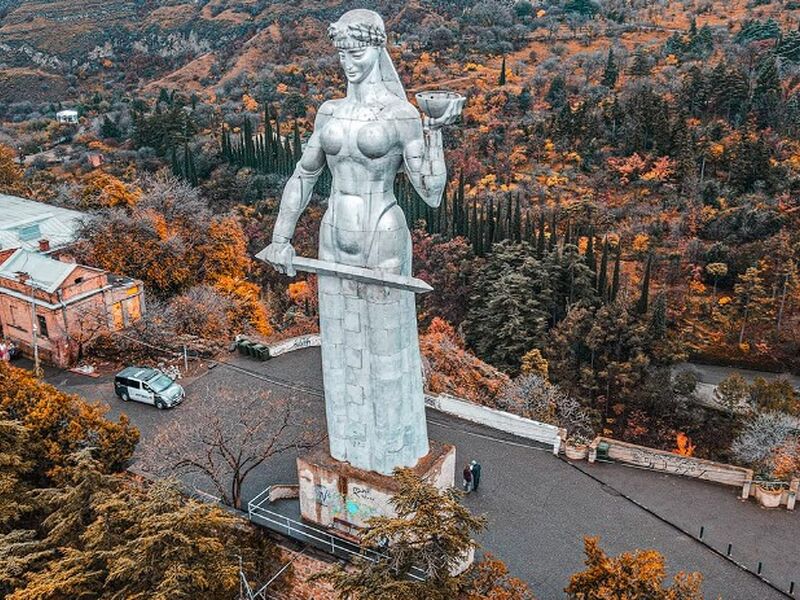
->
[321, 470, 489, 600]
[629, 48, 652, 77]
[601, 49, 619, 88]
[546, 75, 567, 109]
[753, 55, 781, 127]
[733, 265, 771, 344]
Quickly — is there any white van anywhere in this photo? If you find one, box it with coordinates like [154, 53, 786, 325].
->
[114, 367, 184, 409]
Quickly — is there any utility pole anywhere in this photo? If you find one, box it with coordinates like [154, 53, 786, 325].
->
[17, 272, 40, 376]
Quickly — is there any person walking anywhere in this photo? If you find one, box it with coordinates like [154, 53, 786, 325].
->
[462, 463, 473, 493]
[470, 459, 482, 491]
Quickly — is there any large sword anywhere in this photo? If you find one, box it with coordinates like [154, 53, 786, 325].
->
[255, 251, 433, 294]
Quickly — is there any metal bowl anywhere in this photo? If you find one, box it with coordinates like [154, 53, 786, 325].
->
[415, 91, 463, 119]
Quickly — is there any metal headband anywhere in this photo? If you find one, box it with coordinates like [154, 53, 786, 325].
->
[328, 22, 386, 49]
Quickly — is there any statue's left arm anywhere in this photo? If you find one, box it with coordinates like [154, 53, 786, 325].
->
[399, 112, 446, 208]
[398, 99, 464, 208]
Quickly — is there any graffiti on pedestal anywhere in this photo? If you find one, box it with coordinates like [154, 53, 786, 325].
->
[314, 483, 379, 520]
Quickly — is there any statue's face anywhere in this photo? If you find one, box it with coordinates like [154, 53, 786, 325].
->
[338, 45, 380, 84]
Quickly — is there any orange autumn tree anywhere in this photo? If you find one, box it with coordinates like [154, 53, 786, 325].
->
[79, 171, 141, 208]
[201, 216, 251, 282]
[566, 537, 704, 600]
[0, 144, 24, 193]
[420, 318, 509, 403]
[214, 275, 272, 336]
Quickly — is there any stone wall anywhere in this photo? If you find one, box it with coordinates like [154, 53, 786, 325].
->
[588, 437, 754, 499]
[425, 393, 566, 455]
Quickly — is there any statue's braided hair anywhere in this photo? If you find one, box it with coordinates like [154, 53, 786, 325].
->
[329, 11, 387, 49]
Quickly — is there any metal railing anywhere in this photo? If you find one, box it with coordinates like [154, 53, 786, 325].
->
[247, 487, 425, 581]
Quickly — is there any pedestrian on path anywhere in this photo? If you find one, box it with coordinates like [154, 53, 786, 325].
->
[470, 459, 482, 491]
[462, 463, 473, 493]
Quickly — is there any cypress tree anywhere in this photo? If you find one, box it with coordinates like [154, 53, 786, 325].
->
[597, 237, 609, 300]
[537, 212, 546, 258]
[636, 254, 653, 314]
[611, 244, 621, 301]
[440, 187, 448, 237]
[585, 228, 596, 279]
[514, 194, 522, 243]
[170, 145, 180, 177]
[524, 210, 532, 242]
[292, 120, 302, 162]
[265, 105, 274, 171]
[187, 145, 198, 186]
[471, 198, 479, 250]
[182, 141, 191, 182]
[478, 201, 486, 256]
[499, 55, 507, 86]
[457, 171, 466, 237]
[487, 195, 495, 246]
[649, 292, 667, 338]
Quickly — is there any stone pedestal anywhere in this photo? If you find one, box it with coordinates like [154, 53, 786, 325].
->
[298, 440, 456, 537]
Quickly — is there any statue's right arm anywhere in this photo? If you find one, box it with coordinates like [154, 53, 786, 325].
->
[258, 104, 332, 275]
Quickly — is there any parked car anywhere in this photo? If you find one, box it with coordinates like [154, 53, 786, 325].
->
[114, 367, 184, 409]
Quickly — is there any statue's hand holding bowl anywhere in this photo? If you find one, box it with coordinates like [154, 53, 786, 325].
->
[256, 240, 297, 277]
[416, 91, 466, 130]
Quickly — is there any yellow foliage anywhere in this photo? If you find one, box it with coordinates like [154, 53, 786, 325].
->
[0, 144, 24, 192]
[242, 93, 259, 112]
[0, 362, 139, 476]
[632, 233, 649, 254]
[665, 54, 679, 65]
[201, 216, 250, 282]
[689, 279, 706, 294]
[214, 276, 272, 336]
[80, 171, 141, 208]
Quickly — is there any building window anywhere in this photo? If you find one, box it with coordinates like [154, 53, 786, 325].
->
[37, 315, 48, 338]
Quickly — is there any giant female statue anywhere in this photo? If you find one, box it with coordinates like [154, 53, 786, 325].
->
[259, 9, 464, 475]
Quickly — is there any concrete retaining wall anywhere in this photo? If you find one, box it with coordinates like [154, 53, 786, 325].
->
[267, 334, 321, 358]
[268, 484, 300, 502]
[425, 393, 566, 455]
[588, 436, 755, 499]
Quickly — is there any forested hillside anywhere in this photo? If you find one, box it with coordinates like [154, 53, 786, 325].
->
[1, 0, 799, 468]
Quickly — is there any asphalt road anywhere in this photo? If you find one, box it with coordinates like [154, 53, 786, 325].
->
[39, 351, 798, 600]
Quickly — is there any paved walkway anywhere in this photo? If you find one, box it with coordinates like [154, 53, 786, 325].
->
[36, 350, 798, 599]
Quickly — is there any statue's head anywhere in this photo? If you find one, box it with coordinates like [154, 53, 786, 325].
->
[329, 10, 386, 85]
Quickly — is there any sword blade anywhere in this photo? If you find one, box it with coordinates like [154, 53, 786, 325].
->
[256, 252, 433, 294]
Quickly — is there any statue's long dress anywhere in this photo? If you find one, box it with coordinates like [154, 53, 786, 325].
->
[317, 184, 429, 475]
